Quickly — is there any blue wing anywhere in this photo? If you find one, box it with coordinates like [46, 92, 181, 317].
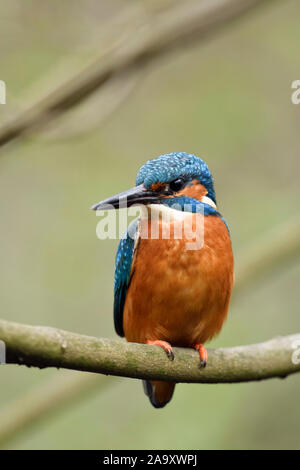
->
[114, 219, 139, 337]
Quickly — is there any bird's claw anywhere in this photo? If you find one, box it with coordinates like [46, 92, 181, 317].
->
[166, 348, 175, 361]
[146, 339, 175, 361]
[194, 343, 208, 368]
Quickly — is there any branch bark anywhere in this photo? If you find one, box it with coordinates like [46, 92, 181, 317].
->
[1, 319, 299, 383]
[0, 0, 275, 148]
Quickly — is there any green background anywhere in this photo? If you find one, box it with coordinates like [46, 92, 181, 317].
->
[0, 0, 299, 449]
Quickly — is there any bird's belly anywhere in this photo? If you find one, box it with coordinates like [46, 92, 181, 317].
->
[123, 215, 234, 347]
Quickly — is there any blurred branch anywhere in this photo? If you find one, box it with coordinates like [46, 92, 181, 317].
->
[234, 215, 300, 296]
[0, 372, 110, 448]
[0, 0, 275, 148]
[37, 72, 142, 141]
[0, 319, 299, 383]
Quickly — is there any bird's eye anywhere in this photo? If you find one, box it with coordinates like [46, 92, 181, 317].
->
[169, 178, 185, 192]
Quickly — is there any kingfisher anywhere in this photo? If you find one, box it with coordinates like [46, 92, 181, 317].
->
[91, 152, 234, 408]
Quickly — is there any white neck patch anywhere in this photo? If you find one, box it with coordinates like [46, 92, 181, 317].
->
[146, 204, 189, 221]
[201, 195, 217, 210]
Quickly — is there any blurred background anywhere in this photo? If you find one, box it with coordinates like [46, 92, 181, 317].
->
[0, 0, 299, 450]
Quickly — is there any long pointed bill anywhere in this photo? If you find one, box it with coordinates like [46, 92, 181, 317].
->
[91, 184, 159, 211]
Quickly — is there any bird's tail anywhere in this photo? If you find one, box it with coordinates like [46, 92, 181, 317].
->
[143, 380, 175, 408]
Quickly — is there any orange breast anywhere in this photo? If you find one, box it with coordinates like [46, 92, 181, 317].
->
[123, 213, 234, 347]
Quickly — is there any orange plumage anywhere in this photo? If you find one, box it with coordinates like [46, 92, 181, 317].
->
[124, 201, 234, 406]
[124, 215, 233, 345]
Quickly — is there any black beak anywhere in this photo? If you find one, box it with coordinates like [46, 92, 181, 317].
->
[91, 184, 160, 211]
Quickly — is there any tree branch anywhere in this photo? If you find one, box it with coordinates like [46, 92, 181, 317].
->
[1, 319, 299, 383]
[0, 0, 275, 148]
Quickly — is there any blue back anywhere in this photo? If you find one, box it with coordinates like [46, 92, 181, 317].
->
[114, 220, 139, 336]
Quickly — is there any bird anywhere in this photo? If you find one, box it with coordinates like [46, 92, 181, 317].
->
[91, 152, 234, 408]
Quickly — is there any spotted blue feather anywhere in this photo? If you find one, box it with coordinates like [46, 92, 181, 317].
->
[136, 152, 216, 204]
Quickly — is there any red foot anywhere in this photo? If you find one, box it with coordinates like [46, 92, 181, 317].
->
[194, 343, 208, 368]
[146, 339, 174, 361]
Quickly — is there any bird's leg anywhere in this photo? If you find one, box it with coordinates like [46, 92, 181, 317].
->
[146, 339, 174, 361]
[194, 343, 208, 368]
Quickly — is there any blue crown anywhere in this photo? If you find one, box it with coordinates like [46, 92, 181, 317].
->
[136, 152, 216, 203]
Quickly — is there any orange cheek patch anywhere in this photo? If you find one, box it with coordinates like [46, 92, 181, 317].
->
[178, 180, 207, 201]
[151, 182, 166, 192]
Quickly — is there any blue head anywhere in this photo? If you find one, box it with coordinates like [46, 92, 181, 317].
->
[136, 152, 216, 204]
[91, 152, 216, 211]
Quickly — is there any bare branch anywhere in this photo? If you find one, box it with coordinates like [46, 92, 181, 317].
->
[1, 319, 299, 383]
